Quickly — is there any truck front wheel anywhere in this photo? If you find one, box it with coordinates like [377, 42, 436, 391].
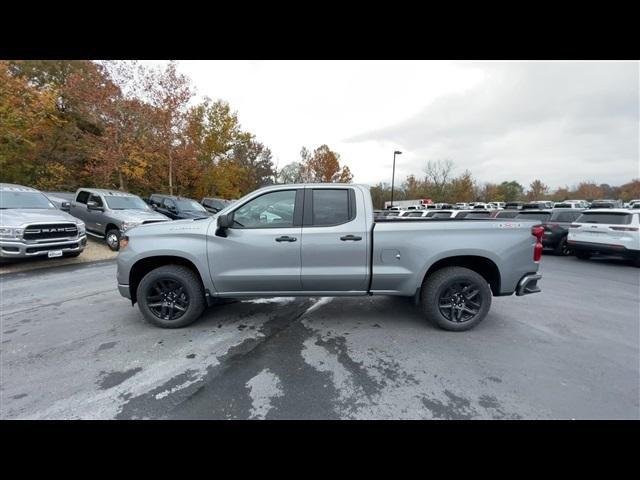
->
[420, 266, 492, 331]
[136, 265, 206, 328]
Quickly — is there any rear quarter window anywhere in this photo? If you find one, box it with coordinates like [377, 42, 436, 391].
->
[576, 213, 632, 225]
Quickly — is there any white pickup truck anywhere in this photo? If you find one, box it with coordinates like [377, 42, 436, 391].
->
[116, 183, 543, 331]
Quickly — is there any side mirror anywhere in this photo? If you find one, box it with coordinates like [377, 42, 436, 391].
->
[216, 212, 233, 237]
[60, 201, 71, 212]
[150, 204, 157, 210]
[87, 201, 103, 211]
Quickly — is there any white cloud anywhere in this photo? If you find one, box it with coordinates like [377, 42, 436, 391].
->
[160, 60, 638, 189]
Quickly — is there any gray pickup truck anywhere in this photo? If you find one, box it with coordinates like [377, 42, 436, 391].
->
[0, 183, 87, 261]
[116, 184, 543, 331]
[69, 188, 170, 251]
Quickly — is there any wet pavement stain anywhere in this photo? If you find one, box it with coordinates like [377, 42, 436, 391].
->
[97, 367, 143, 390]
[97, 341, 118, 351]
[11, 393, 28, 399]
[186, 354, 196, 359]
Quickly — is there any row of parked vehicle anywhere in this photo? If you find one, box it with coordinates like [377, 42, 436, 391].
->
[0, 182, 235, 262]
[375, 201, 640, 266]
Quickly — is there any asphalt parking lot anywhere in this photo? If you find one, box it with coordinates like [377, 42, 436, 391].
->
[1, 255, 638, 419]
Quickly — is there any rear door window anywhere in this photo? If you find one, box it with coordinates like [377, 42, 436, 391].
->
[311, 189, 354, 226]
[576, 212, 632, 225]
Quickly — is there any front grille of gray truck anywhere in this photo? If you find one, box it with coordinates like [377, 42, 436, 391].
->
[23, 223, 78, 241]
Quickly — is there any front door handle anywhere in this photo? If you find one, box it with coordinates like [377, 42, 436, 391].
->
[275, 236, 297, 242]
[340, 235, 362, 241]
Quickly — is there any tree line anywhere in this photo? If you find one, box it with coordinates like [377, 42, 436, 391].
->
[370, 160, 640, 209]
[0, 60, 352, 199]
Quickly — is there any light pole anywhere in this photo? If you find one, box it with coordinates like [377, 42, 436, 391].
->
[390, 150, 402, 209]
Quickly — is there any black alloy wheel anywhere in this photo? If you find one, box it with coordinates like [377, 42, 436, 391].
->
[146, 278, 190, 321]
[437, 281, 482, 323]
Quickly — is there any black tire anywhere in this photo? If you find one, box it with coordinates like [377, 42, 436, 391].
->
[420, 266, 492, 332]
[552, 236, 571, 256]
[574, 251, 591, 260]
[105, 229, 121, 251]
[136, 265, 206, 328]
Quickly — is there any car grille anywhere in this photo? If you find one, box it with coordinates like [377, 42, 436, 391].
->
[23, 223, 78, 241]
[25, 242, 79, 254]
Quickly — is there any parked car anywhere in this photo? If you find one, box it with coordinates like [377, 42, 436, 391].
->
[515, 210, 553, 223]
[589, 199, 623, 209]
[456, 210, 492, 219]
[568, 209, 640, 266]
[201, 197, 232, 214]
[493, 210, 520, 219]
[628, 199, 640, 208]
[504, 202, 525, 210]
[553, 202, 582, 209]
[0, 183, 87, 261]
[147, 194, 212, 220]
[117, 183, 543, 331]
[69, 188, 170, 251]
[540, 209, 585, 255]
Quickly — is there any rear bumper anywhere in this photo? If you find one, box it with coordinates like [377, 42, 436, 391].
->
[0, 235, 87, 258]
[567, 240, 639, 258]
[516, 273, 542, 296]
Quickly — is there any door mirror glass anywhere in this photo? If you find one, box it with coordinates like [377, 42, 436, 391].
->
[60, 201, 71, 212]
[87, 201, 101, 210]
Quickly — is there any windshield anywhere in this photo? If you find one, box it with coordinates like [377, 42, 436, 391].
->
[104, 195, 150, 210]
[176, 199, 207, 212]
[0, 191, 55, 209]
[496, 210, 519, 218]
[550, 211, 582, 222]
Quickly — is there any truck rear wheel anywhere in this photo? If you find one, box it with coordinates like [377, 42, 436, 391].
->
[420, 266, 492, 331]
[136, 265, 206, 328]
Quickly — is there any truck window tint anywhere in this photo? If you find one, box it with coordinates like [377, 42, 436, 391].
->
[76, 191, 90, 204]
[233, 190, 296, 228]
[312, 189, 350, 226]
[496, 211, 519, 218]
[550, 211, 581, 222]
[576, 213, 631, 225]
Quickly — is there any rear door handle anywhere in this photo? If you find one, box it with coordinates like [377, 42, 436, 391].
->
[275, 236, 297, 242]
[340, 235, 362, 241]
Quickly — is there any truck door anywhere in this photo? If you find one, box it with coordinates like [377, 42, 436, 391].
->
[300, 187, 369, 292]
[209, 189, 303, 293]
[70, 190, 91, 227]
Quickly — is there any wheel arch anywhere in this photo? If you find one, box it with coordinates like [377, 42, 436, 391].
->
[422, 255, 501, 296]
[129, 255, 204, 304]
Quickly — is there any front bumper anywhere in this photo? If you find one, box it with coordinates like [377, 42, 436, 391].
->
[118, 283, 131, 299]
[0, 235, 87, 258]
[516, 273, 542, 296]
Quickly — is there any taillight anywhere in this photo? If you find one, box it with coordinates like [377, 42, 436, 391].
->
[531, 226, 544, 262]
[610, 226, 638, 231]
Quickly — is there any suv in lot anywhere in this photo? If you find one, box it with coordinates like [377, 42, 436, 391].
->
[540, 209, 584, 255]
[568, 209, 640, 266]
[0, 183, 87, 261]
[148, 194, 212, 220]
[69, 188, 170, 251]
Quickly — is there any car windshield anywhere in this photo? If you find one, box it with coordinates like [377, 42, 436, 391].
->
[516, 212, 551, 221]
[176, 199, 207, 212]
[0, 191, 55, 209]
[576, 212, 632, 225]
[104, 195, 150, 210]
[495, 210, 519, 218]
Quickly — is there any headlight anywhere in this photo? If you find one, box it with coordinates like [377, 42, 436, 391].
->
[0, 227, 24, 240]
[77, 222, 86, 236]
[121, 221, 141, 232]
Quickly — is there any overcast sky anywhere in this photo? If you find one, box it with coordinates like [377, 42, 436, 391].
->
[167, 61, 639, 189]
